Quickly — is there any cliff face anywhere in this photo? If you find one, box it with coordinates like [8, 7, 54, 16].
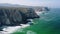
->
[0, 7, 40, 26]
[0, 4, 49, 31]
[0, 6, 49, 26]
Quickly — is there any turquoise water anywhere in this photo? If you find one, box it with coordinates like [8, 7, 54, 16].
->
[12, 8, 60, 34]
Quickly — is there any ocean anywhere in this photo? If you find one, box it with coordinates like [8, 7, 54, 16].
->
[12, 8, 60, 34]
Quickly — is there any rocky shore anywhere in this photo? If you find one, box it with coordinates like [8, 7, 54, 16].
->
[0, 3, 49, 31]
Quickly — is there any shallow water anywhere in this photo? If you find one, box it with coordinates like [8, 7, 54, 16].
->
[13, 8, 60, 34]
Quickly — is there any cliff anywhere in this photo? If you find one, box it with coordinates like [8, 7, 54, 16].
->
[0, 4, 49, 31]
[0, 7, 40, 26]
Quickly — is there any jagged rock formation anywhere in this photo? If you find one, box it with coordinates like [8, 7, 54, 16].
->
[0, 4, 49, 31]
[0, 7, 40, 31]
[0, 7, 40, 26]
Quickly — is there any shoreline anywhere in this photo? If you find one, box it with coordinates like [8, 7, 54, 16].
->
[0, 24, 30, 34]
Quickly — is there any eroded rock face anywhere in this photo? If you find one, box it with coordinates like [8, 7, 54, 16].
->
[0, 4, 50, 31]
[0, 7, 40, 28]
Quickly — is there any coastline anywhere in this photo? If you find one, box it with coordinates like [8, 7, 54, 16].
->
[0, 24, 30, 34]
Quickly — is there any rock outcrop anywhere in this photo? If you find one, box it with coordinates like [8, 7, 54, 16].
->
[0, 7, 40, 26]
[0, 4, 49, 31]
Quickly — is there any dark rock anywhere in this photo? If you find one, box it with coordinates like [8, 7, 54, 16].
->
[44, 7, 50, 11]
[0, 4, 50, 31]
[0, 7, 40, 31]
